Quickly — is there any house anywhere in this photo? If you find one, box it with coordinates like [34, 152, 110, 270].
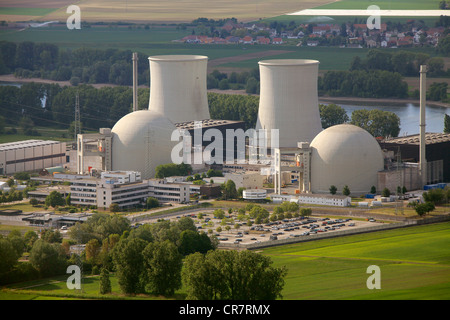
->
[272, 37, 283, 44]
[257, 37, 270, 45]
[241, 36, 253, 44]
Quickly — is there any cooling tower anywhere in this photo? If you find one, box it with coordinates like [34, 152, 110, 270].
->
[256, 59, 322, 148]
[148, 55, 210, 124]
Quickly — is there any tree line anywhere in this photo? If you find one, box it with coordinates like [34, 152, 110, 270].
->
[0, 83, 404, 138]
[0, 212, 287, 299]
[349, 49, 448, 77]
[0, 41, 149, 86]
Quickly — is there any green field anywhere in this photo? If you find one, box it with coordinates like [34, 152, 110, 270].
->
[0, 25, 439, 72]
[0, 7, 58, 16]
[1, 221, 449, 300]
[315, 0, 443, 10]
[263, 222, 450, 300]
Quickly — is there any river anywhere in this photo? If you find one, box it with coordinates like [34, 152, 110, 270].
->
[337, 102, 449, 136]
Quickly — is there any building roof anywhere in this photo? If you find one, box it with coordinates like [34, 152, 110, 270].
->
[175, 119, 244, 130]
[383, 133, 450, 145]
[0, 139, 61, 151]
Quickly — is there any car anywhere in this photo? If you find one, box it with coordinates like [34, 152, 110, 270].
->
[348, 223, 355, 226]
[60, 226, 67, 230]
[369, 218, 376, 222]
[251, 238, 257, 241]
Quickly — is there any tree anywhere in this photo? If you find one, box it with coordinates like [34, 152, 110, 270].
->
[65, 193, 71, 206]
[329, 185, 337, 195]
[29, 240, 67, 277]
[146, 197, 159, 209]
[414, 202, 435, 216]
[99, 267, 112, 294]
[182, 250, 287, 300]
[221, 180, 238, 200]
[370, 186, 377, 194]
[111, 238, 148, 294]
[85, 238, 101, 265]
[382, 188, 391, 197]
[350, 109, 400, 138]
[109, 203, 120, 213]
[29, 198, 39, 207]
[319, 103, 349, 129]
[300, 208, 312, 217]
[444, 114, 450, 134]
[142, 240, 183, 296]
[0, 239, 19, 274]
[45, 191, 64, 208]
[342, 185, 351, 196]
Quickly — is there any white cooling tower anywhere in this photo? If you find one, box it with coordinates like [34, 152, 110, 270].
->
[148, 55, 210, 124]
[256, 59, 323, 148]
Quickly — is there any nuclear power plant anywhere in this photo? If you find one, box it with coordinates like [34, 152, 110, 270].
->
[71, 53, 446, 205]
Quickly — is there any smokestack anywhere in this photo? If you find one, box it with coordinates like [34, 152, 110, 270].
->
[256, 59, 322, 148]
[419, 64, 427, 186]
[132, 52, 138, 112]
[148, 55, 210, 124]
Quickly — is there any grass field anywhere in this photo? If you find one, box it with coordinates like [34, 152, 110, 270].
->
[1, 221, 449, 300]
[263, 221, 450, 300]
[314, 0, 443, 10]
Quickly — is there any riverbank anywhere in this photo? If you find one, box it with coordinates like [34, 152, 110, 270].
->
[2, 74, 449, 108]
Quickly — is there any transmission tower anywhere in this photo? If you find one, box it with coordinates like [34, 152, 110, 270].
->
[74, 91, 81, 142]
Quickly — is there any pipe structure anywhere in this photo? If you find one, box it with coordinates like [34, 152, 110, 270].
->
[419, 64, 427, 186]
[256, 59, 323, 148]
[132, 52, 138, 112]
[148, 55, 210, 124]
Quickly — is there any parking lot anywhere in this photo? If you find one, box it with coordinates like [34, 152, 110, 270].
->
[165, 211, 381, 246]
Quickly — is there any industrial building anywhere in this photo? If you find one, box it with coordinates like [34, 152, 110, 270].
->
[379, 133, 450, 184]
[0, 140, 66, 175]
[69, 171, 189, 209]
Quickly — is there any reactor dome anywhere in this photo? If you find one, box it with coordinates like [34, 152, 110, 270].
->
[310, 124, 384, 195]
[111, 110, 177, 179]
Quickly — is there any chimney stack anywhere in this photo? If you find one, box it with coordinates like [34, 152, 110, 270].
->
[419, 64, 427, 187]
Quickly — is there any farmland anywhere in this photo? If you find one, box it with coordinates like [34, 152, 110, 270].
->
[0, 0, 332, 23]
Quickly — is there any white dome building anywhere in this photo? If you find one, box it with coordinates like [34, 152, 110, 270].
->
[310, 124, 384, 195]
[111, 110, 177, 179]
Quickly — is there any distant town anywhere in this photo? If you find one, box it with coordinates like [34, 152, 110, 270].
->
[176, 19, 448, 48]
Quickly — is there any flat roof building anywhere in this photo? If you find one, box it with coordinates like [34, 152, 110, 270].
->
[0, 140, 66, 175]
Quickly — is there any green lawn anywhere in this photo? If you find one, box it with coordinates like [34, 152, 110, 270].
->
[262, 221, 450, 300]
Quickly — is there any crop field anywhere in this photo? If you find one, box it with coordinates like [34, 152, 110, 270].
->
[0, 0, 332, 23]
[1, 221, 449, 300]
